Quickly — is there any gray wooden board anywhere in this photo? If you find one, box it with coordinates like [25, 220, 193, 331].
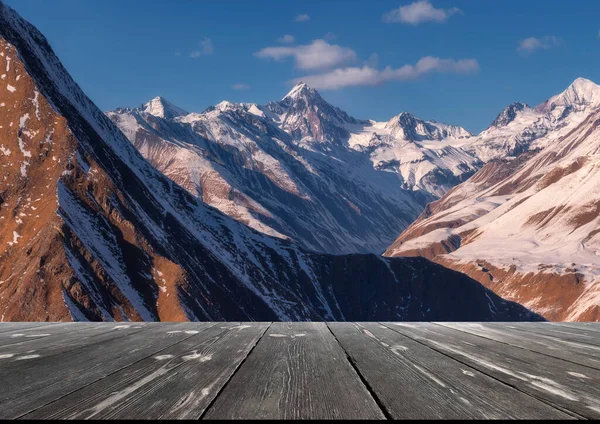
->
[202, 322, 386, 420]
[0, 323, 150, 361]
[0, 322, 55, 334]
[437, 322, 600, 370]
[328, 322, 572, 419]
[484, 322, 600, 349]
[0, 322, 118, 352]
[23, 322, 269, 420]
[528, 322, 600, 339]
[381, 322, 600, 419]
[0, 322, 87, 344]
[550, 322, 600, 333]
[488, 322, 600, 347]
[0, 322, 215, 419]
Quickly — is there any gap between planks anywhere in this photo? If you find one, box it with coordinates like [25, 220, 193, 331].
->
[197, 322, 272, 420]
[433, 322, 600, 371]
[378, 323, 586, 420]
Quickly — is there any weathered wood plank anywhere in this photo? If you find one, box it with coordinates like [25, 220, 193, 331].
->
[23, 322, 269, 420]
[489, 322, 600, 347]
[0, 323, 54, 335]
[0, 322, 117, 351]
[329, 322, 571, 419]
[0, 322, 85, 344]
[437, 322, 600, 370]
[0, 322, 215, 419]
[202, 322, 386, 420]
[550, 322, 600, 333]
[381, 322, 600, 419]
[0, 323, 149, 359]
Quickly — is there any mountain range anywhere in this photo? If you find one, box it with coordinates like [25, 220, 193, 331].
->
[0, 1, 543, 322]
[109, 72, 600, 321]
[385, 78, 600, 321]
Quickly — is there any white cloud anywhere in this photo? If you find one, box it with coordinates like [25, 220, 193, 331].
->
[295, 14, 310, 22]
[517, 36, 563, 56]
[278, 34, 296, 44]
[190, 38, 214, 58]
[232, 83, 250, 90]
[323, 32, 336, 41]
[291, 56, 479, 90]
[255, 39, 357, 71]
[383, 1, 461, 25]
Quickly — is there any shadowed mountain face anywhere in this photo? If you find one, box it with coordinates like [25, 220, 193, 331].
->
[0, 2, 543, 322]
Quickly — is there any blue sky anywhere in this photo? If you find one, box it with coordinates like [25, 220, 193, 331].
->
[5, 0, 600, 133]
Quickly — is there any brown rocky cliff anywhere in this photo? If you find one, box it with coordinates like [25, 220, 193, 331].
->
[0, 38, 188, 322]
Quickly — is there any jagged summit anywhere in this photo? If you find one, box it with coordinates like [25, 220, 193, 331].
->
[142, 96, 189, 120]
[536, 77, 600, 114]
[490, 102, 530, 128]
[281, 82, 325, 107]
[282, 81, 316, 101]
[384, 112, 472, 141]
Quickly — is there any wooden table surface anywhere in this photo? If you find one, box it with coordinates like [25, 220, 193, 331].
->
[0, 322, 599, 419]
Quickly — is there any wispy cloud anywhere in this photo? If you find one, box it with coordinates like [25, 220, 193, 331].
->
[277, 34, 296, 44]
[190, 38, 214, 58]
[517, 36, 563, 56]
[232, 83, 250, 90]
[323, 32, 336, 41]
[291, 57, 479, 90]
[365, 53, 379, 68]
[383, 1, 461, 25]
[255, 39, 357, 71]
[294, 14, 310, 22]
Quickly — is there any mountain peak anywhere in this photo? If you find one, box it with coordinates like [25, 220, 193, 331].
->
[143, 96, 188, 120]
[561, 77, 600, 102]
[490, 102, 529, 128]
[536, 77, 600, 114]
[569, 77, 598, 92]
[385, 112, 471, 141]
[282, 81, 321, 102]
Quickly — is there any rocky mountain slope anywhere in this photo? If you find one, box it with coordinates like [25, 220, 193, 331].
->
[0, 1, 543, 322]
[108, 83, 482, 253]
[110, 76, 600, 257]
[385, 79, 600, 321]
[108, 91, 429, 254]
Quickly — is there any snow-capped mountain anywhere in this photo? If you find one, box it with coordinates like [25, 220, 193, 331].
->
[0, 1, 541, 322]
[489, 102, 529, 128]
[270, 81, 368, 143]
[108, 91, 430, 254]
[109, 82, 485, 251]
[114, 78, 600, 255]
[385, 94, 600, 321]
[384, 112, 472, 141]
[460, 78, 600, 162]
[346, 114, 481, 197]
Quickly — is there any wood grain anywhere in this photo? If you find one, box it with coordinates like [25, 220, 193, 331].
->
[437, 322, 600, 370]
[1, 322, 598, 420]
[0, 322, 214, 418]
[329, 322, 572, 419]
[23, 322, 269, 419]
[381, 322, 600, 419]
[202, 322, 386, 420]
